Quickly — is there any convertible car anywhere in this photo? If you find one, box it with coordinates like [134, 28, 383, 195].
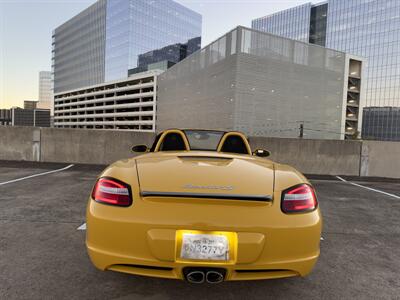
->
[86, 129, 322, 283]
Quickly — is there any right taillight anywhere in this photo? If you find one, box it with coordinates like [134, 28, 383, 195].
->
[91, 177, 132, 207]
[281, 184, 317, 213]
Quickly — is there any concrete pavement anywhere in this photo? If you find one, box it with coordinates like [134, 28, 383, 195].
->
[0, 161, 399, 299]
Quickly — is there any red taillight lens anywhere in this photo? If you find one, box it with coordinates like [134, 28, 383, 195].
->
[281, 184, 317, 213]
[91, 177, 132, 207]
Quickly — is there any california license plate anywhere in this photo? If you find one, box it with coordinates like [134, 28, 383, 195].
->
[180, 233, 229, 261]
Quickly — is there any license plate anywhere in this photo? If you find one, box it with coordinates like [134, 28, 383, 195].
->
[180, 233, 229, 261]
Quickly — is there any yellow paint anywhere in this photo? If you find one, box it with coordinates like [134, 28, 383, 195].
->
[86, 129, 322, 281]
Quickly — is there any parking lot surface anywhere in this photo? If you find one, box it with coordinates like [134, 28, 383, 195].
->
[0, 161, 399, 300]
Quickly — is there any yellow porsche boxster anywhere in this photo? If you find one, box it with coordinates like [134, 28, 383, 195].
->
[86, 129, 322, 283]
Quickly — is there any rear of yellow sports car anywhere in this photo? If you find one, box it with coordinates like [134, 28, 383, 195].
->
[86, 152, 322, 282]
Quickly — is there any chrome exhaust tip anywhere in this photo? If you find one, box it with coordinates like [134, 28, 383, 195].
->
[186, 271, 205, 284]
[206, 271, 224, 284]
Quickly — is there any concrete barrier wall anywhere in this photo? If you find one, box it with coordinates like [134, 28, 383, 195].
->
[1, 126, 399, 178]
[249, 137, 362, 176]
[40, 127, 155, 165]
[360, 141, 400, 178]
[0, 126, 41, 161]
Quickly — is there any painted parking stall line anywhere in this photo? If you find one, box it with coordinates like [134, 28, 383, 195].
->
[336, 176, 400, 199]
[77, 223, 86, 231]
[0, 164, 74, 186]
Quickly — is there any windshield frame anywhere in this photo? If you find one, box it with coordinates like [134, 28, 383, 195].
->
[182, 129, 226, 151]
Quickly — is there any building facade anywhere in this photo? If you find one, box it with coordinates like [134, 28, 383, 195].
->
[253, 3, 313, 44]
[157, 27, 364, 140]
[24, 100, 37, 110]
[128, 37, 201, 75]
[54, 70, 161, 131]
[52, 0, 201, 93]
[252, 0, 400, 140]
[0, 108, 51, 127]
[52, 0, 106, 94]
[0, 109, 11, 125]
[38, 71, 53, 113]
[362, 107, 400, 141]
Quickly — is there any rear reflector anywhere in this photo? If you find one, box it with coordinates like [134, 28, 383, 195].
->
[92, 177, 132, 207]
[281, 184, 317, 213]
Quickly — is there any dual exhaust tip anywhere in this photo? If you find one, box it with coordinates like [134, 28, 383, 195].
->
[185, 268, 225, 284]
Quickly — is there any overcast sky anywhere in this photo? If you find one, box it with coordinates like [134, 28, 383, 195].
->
[0, 0, 309, 108]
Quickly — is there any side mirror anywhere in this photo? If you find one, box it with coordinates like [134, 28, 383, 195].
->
[131, 144, 148, 153]
[253, 149, 271, 157]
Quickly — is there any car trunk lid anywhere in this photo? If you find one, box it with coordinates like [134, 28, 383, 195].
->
[136, 153, 274, 201]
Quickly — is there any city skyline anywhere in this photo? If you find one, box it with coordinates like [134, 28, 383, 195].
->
[0, 0, 310, 109]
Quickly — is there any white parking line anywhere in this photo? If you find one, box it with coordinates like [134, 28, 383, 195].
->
[77, 223, 86, 231]
[336, 176, 400, 199]
[0, 164, 74, 186]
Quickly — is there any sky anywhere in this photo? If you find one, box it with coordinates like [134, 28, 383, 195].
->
[0, 0, 309, 109]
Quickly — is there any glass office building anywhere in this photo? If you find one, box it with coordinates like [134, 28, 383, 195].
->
[52, 0, 107, 93]
[127, 37, 201, 75]
[53, 0, 201, 93]
[104, 0, 201, 81]
[252, 3, 312, 43]
[252, 0, 400, 141]
[362, 107, 400, 141]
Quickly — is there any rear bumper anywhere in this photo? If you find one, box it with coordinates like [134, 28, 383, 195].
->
[86, 192, 322, 281]
[87, 244, 319, 281]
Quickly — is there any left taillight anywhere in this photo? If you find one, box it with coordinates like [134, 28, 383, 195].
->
[281, 184, 317, 213]
[91, 177, 132, 207]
